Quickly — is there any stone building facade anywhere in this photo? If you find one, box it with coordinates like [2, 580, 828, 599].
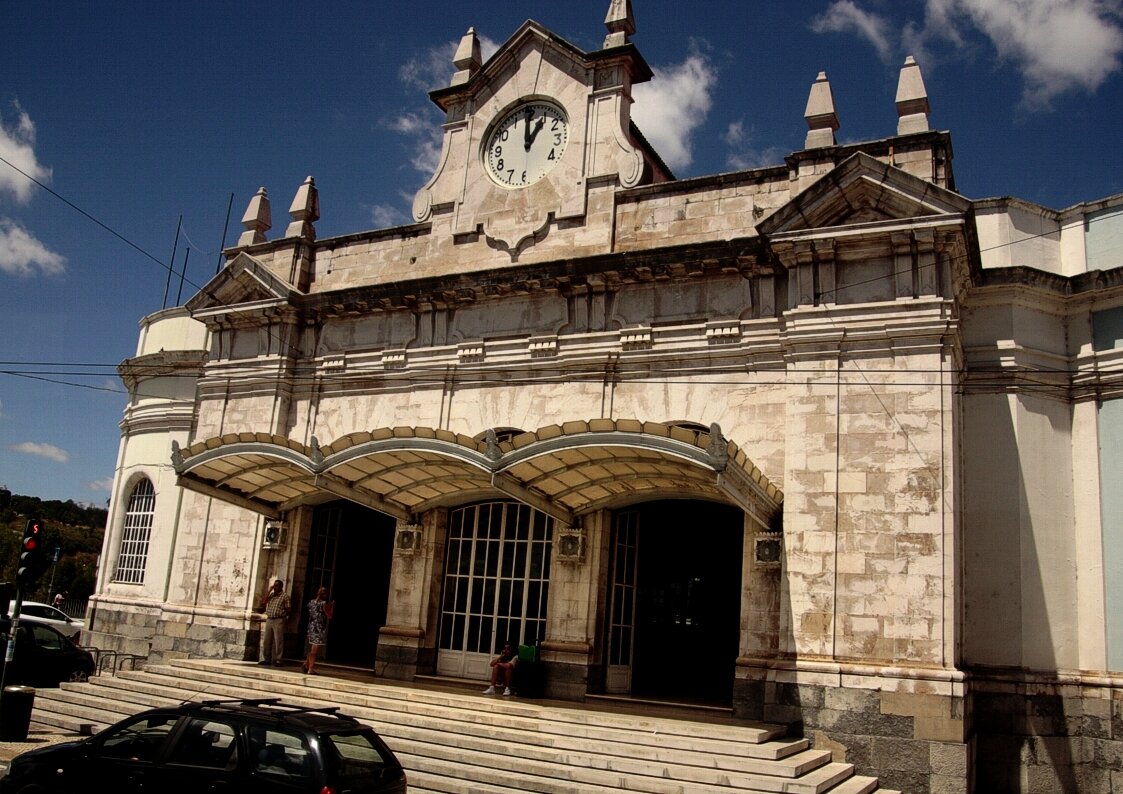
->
[87, 4, 1123, 792]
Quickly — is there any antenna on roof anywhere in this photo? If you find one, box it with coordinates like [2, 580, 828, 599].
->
[176, 247, 191, 306]
[162, 215, 182, 310]
[217, 192, 233, 274]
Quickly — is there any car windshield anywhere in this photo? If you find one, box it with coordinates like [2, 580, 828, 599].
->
[324, 731, 397, 783]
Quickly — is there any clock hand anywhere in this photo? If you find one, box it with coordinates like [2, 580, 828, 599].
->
[523, 109, 534, 150]
[526, 117, 546, 147]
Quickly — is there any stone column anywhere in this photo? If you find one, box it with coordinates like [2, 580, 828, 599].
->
[540, 511, 607, 699]
[377, 509, 447, 679]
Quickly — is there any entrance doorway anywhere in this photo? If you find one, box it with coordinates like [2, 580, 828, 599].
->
[606, 500, 743, 703]
[304, 501, 395, 667]
[436, 501, 554, 680]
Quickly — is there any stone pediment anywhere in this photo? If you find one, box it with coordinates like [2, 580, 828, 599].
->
[758, 152, 970, 236]
[412, 16, 657, 259]
[185, 252, 299, 312]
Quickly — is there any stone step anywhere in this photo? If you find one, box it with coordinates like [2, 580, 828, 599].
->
[25, 658, 893, 794]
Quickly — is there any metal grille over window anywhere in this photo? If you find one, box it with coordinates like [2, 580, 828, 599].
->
[114, 478, 155, 584]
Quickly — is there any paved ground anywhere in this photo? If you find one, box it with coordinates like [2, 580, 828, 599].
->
[0, 724, 84, 764]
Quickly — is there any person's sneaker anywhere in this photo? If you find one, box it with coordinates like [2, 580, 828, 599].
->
[503, 687, 512, 696]
[482, 686, 497, 695]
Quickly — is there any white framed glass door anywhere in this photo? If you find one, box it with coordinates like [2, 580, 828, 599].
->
[436, 501, 553, 678]
[606, 509, 639, 693]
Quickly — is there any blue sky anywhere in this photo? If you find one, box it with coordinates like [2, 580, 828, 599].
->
[2, 0, 1122, 505]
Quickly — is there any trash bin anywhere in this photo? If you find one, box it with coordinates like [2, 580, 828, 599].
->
[0, 685, 36, 741]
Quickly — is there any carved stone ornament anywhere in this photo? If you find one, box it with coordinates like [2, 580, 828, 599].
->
[556, 527, 586, 563]
[754, 531, 783, 568]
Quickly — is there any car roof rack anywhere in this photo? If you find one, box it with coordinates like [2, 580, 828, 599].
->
[188, 697, 282, 707]
[183, 697, 345, 719]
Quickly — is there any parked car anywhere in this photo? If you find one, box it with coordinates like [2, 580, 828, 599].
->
[15, 602, 84, 641]
[0, 617, 95, 688]
[0, 697, 408, 794]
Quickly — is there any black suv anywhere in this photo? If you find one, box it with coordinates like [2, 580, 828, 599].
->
[0, 698, 407, 793]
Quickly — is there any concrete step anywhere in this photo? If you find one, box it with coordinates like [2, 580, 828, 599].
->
[26, 658, 894, 794]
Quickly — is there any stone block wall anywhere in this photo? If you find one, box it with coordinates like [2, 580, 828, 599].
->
[972, 678, 1123, 793]
[737, 676, 968, 793]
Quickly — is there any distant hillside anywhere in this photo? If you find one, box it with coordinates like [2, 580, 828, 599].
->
[0, 490, 105, 600]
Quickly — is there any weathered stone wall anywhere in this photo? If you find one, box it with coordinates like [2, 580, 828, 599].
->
[971, 677, 1123, 793]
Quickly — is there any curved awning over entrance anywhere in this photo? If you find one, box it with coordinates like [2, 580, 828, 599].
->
[171, 419, 783, 529]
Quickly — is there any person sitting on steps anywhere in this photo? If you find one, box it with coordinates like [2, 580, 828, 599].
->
[483, 642, 517, 696]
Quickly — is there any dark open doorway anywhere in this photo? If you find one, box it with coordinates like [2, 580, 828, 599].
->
[626, 500, 743, 703]
[304, 501, 395, 667]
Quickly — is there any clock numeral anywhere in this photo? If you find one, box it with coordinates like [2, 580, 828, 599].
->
[521, 170, 527, 183]
[499, 129, 509, 142]
[493, 145, 502, 158]
[495, 158, 504, 171]
[507, 169, 515, 181]
[551, 118, 560, 130]
[553, 133, 562, 145]
[547, 149, 555, 161]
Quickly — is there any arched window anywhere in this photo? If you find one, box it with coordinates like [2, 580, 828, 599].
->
[114, 478, 155, 584]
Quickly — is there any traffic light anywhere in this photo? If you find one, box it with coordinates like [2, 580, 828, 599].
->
[17, 518, 47, 590]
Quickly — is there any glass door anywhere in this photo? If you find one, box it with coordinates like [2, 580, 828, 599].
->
[606, 510, 639, 693]
[436, 501, 553, 679]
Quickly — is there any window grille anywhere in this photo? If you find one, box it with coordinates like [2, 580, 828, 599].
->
[114, 478, 155, 584]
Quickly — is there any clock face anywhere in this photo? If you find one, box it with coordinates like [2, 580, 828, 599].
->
[484, 101, 569, 188]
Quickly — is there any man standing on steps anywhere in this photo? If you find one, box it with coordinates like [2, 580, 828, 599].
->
[257, 578, 290, 666]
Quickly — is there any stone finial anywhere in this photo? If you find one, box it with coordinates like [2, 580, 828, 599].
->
[804, 71, 839, 149]
[895, 55, 930, 135]
[451, 27, 482, 86]
[237, 187, 271, 246]
[285, 176, 320, 240]
[603, 0, 635, 48]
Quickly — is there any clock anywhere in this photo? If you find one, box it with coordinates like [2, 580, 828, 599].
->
[484, 100, 569, 188]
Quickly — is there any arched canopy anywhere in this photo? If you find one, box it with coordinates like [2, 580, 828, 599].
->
[172, 419, 783, 529]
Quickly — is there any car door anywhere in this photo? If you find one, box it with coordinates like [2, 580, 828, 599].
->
[61, 711, 181, 794]
[245, 724, 318, 794]
[155, 716, 244, 794]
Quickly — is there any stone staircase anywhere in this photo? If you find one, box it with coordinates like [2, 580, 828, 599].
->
[27, 658, 898, 793]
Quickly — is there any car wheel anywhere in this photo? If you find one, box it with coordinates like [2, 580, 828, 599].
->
[68, 668, 90, 683]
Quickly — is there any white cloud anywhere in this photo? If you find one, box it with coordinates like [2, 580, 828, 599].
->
[0, 218, 65, 276]
[811, 1, 895, 62]
[813, 0, 1123, 107]
[370, 203, 409, 228]
[391, 34, 502, 180]
[10, 441, 70, 463]
[0, 101, 51, 203]
[632, 49, 718, 172]
[398, 34, 501, 91]
[387, 112, 429, 135]
[947, 0, 1123, 106]
[86, 477, 114, 494]
[722, 120, 788, 171]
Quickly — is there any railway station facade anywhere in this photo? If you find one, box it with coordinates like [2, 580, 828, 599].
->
[86, 4, 1123, 791]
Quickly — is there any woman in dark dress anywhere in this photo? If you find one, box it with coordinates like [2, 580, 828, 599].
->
[302, 586, 333, 674]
